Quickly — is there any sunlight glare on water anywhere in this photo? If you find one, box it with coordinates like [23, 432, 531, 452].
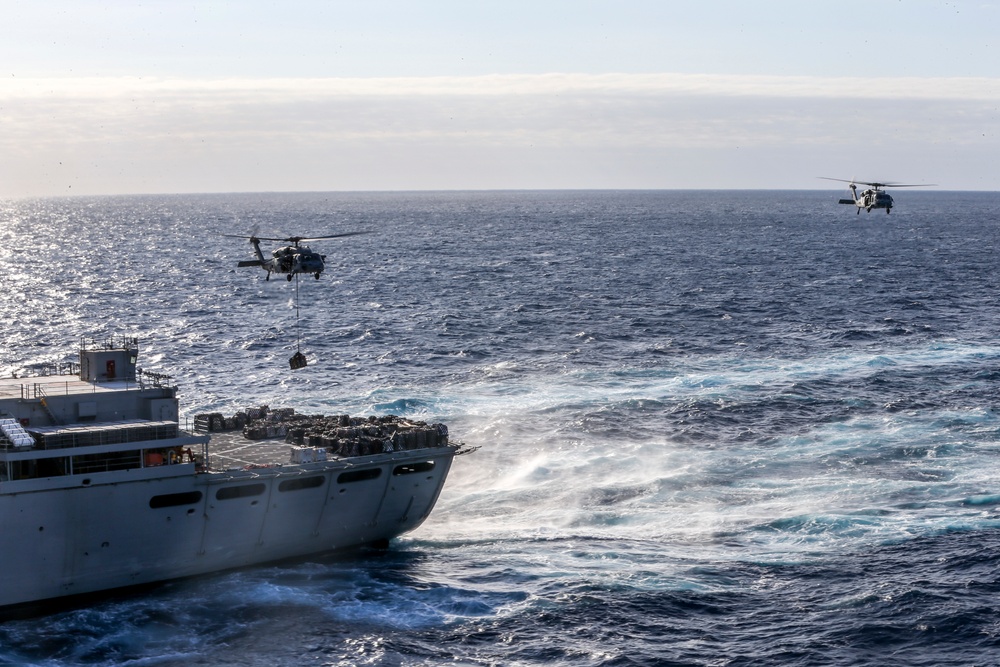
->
[2, 190, 1000, 665]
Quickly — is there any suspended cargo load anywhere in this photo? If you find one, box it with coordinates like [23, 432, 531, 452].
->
[289, 351, 307, 370]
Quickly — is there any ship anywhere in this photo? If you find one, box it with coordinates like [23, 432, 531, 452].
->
[0, 336, 469, 613]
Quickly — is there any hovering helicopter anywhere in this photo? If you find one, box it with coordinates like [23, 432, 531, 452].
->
[819, 177, 935, 214]
[227, 232, 366, 281]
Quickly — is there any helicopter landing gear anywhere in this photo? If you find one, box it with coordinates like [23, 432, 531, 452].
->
[266, 273, 271, 281]
[314, 273, 321, 280]
[287, 274, 293, 282]
[886, 208, 891, 214]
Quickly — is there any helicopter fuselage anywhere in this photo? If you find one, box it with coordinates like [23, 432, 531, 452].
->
[857, 188, 894, 213]
[839, 184, 893, 214]
[271, 245, 325, 275]
[823, 177, 933, 215]
[238, 238, 326, 280]
[231, 231, 366, 281]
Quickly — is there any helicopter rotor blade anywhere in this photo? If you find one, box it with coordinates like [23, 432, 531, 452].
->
[225, 231, 370, 244]
[225, 234, 300, 246]
[860, 182, 936, 189]
[281, 231, 371, 243]
[819, 177, 934, 189]
[819, 176, 881, 187]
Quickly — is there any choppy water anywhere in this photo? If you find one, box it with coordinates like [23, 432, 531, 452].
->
[1, 189, 1000, 666]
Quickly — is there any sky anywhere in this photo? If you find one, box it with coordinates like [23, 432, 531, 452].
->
[1, 0, 998, 196]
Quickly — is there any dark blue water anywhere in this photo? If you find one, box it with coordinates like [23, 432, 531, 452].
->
[2, 190, 1000, 665]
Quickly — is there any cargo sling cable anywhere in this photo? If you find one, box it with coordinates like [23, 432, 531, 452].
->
[289, 272, 307, 370]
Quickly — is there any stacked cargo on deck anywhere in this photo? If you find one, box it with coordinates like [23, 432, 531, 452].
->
[194, 406, 449, 459]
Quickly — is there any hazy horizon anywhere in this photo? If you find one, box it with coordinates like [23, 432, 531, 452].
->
[3, 2, 998, 197]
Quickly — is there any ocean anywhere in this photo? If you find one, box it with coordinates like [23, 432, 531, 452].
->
[1, 189, 999, 666]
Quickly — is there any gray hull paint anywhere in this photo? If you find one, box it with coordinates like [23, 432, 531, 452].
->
[0, 449, 454, 608]
[1, 338, 464, 611]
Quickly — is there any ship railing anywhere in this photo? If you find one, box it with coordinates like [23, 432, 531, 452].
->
[137, 369, 174, 389]
[176, 420, 211, 472]
[14, 371, 175, 399]
[10, 361, 80, 386]
[79, 335, 139, 353]
[20, 379, 94, 399]
[20, 361, 79, 377]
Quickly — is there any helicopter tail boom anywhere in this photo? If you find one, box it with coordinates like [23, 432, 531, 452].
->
[237, 260, 263, 267]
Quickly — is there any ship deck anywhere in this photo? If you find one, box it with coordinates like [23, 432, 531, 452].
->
[202, 431, 456, 472]
[206, 431, 305, 471]
[0, 373, 142, 400]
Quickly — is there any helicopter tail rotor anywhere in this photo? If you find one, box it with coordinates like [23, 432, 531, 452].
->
[835, 180, 859, 206]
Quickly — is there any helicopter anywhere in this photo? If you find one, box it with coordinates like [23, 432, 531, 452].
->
[819, 177, 935, 214]
[227, 232, 366, 281]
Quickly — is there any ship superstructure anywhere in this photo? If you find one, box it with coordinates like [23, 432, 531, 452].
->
[0, 337, 463, 611]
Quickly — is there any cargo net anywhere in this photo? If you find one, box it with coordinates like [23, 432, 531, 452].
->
[194, 406, 449, 458]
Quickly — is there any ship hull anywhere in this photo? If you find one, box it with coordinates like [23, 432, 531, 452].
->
[0, 447, 454, 610]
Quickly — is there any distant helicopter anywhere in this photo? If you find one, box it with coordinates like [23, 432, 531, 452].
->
[227, 233, 366, 281]
[819, 177, 934, 214]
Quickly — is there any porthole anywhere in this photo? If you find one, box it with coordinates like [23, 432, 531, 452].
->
[337, 468, 382, 484]
[149, 491, 203, 509]
[216, 483, 266, 500]
[278, 476, 325, 492]
[392, 461, 435, 476]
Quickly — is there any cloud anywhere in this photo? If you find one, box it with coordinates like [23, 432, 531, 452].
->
[5, 73, 1000, 100]
[2, 74, 998, 195]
